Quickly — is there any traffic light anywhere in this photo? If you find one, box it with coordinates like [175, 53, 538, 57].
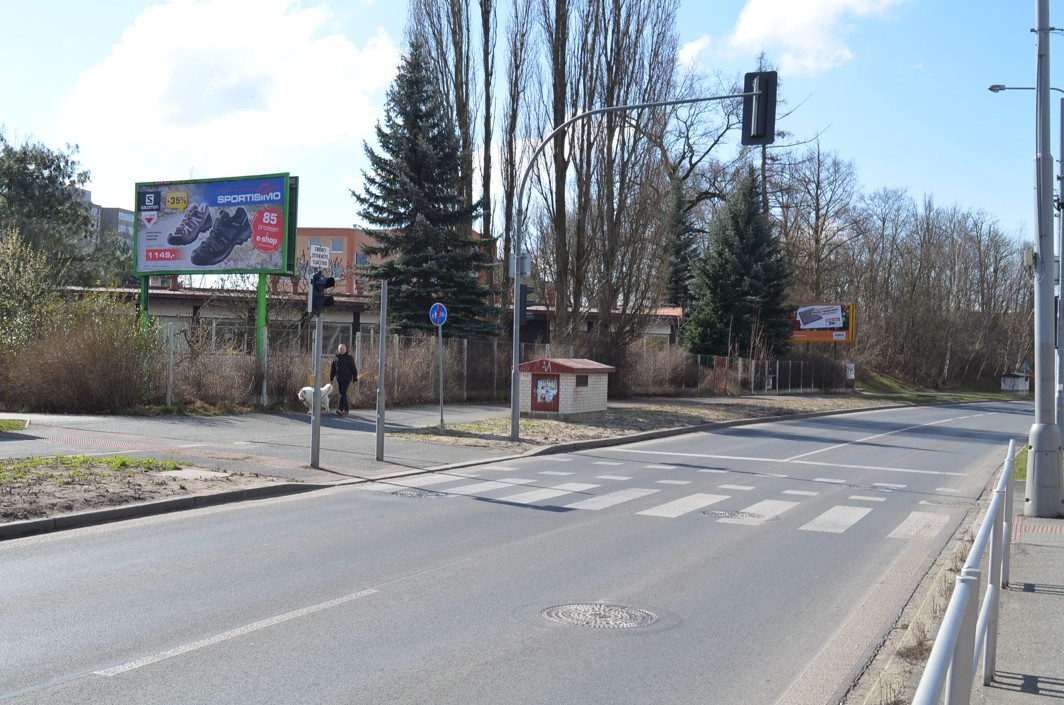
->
[310, 271, 335, 315]
[519, 284, 535, 322]
[741, 71, 778, 146]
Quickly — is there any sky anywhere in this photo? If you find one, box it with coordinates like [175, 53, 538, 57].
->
[0, 0, 1047, 240]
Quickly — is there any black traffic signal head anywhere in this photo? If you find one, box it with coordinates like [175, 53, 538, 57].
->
[310, 271, 336, 315]
[741, 71, 778, 146]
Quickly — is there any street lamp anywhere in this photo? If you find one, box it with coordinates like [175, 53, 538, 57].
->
[990, 84, 1064, 456]
[508, 90, 759, 441]
[989, 0, 1064, 518]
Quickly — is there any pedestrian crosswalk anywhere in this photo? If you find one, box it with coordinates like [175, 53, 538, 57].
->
[357, 460, 961, 540]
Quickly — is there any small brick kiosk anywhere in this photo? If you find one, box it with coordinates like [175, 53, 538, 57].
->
[519, 358, 615, 419]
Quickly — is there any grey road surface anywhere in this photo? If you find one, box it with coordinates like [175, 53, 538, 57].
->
[0, 401, 1030, 704]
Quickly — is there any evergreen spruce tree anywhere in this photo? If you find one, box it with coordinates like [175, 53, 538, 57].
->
[353, 41, 498, 338]
[665, 180, 698, 313]
[683, 166, 790, 358]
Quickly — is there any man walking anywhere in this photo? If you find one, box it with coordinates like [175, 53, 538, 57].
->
[329, 344, 358, 416]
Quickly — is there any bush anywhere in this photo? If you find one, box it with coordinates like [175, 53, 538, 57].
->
[0, 293, 161, 413]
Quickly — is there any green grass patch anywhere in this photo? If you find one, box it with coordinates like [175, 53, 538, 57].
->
[0, 454, 181, 485]
[1014, 446, 1028, 482]
[0, 419, 27, 432]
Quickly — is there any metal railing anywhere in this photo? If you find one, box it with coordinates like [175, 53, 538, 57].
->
[911, 439, 1017, 705]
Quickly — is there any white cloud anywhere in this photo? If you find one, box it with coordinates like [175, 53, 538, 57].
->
[61, 0, 400, 220]
[678, 35, 711, 68]
[727, 0, 909, 76]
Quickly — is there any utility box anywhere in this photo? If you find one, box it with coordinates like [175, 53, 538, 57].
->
[519, 358, 615, 420]
[1000, 373, 1030, 393]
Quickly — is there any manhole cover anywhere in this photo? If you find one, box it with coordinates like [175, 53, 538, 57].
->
[391, 489, 446, 498]
[541, 603, 658, 629]
[700, 510, 765, 520]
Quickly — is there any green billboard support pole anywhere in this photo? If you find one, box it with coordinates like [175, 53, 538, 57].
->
[257, 273, 268, 404]
[138, 276, 150, 328]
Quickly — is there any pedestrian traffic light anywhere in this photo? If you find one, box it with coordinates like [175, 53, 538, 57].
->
[741, 70, 778, 146]
[519, 284, 535, 322]
[310, 271, 335, 315]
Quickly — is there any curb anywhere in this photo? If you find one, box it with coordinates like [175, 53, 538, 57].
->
[0, 482, 331, 541]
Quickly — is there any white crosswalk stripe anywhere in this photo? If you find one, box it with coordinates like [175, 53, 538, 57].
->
[363, 467, 961, 540]
[888, 511, 951, 539]
[637, 493, 729, 518]
[718, 500, 799, 525]
[445, 478, 537, 495]
[799, 506, 872, 533]
[567, 488, 661, 511]
[499, 483, 599, 504]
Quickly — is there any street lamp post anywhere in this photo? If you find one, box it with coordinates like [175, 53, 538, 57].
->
[509, 91, 753, 441]
[990, 0, 1064, 517]
[990, 84, 1064, 463]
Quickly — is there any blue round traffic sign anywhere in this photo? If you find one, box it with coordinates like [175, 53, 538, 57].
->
[429, 302, 448, 326]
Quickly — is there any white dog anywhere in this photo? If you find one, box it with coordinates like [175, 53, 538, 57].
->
[297, 383, 333, 414]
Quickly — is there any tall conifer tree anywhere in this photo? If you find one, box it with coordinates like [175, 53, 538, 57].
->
[683, 166, 790, 357]
[353, 41, 498, 337]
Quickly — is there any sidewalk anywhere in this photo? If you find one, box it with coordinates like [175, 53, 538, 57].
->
[970, 487, 1064, 703]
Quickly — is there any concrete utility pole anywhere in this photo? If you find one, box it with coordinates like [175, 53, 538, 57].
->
[1027, 0, 1063, 517]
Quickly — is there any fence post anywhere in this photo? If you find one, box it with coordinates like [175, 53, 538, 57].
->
[166, 323, 175, 407]
[945, 568, 980, 705]
[984, 481, 1006, 684]
[355, 331, 362, 396]
[1003, 441, 1016, 587]
[393, 334, 400, 401]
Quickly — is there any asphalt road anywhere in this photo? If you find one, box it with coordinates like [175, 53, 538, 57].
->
[0, 401, 1030, 704]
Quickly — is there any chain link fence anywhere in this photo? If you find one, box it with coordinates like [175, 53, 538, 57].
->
[149, 320, 852, 409]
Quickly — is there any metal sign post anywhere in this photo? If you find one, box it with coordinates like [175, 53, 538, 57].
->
[375, 281, 388, 462]
[430, 303, 448, 428]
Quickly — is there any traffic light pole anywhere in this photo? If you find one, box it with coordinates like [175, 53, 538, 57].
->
[509, 89, 761, 441]
[310, 310, 324, 469]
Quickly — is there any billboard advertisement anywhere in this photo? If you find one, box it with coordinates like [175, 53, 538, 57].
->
[134, 173, 292, 275]
[787, 303, 855, 343]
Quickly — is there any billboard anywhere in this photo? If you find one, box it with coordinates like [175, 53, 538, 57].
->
[787, 303, 855, 343]
[134, 173, 292, 275]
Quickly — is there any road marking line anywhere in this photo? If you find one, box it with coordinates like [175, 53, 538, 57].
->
[596, 475, 631, 481]
[655, 480, 692, 485]
[799, 506, 872, 533]
[637, 493, 729, 518]
[718, 500, 799, 525]
[567, 488, 660, 511]
[94, 589, 378, 676]
[480, 465, 518, 471]
[499, 483, 599, 504]
[592, 461, 624, 466]
[783, 490, 819, 496]
[814, 478, 847, 484]
[645, 464, 677, 470]
[784, 416, 958, 461]
[538, 470, 574, 476]
[540, 457, 572, 462]
[849, 495, 887, 502]
[719, 484, 754, 491]
[888, 511, 951, 539]
[698, 469, 728, 474]
[445, 478, 537, 495]
[607, 450, 963, 476]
